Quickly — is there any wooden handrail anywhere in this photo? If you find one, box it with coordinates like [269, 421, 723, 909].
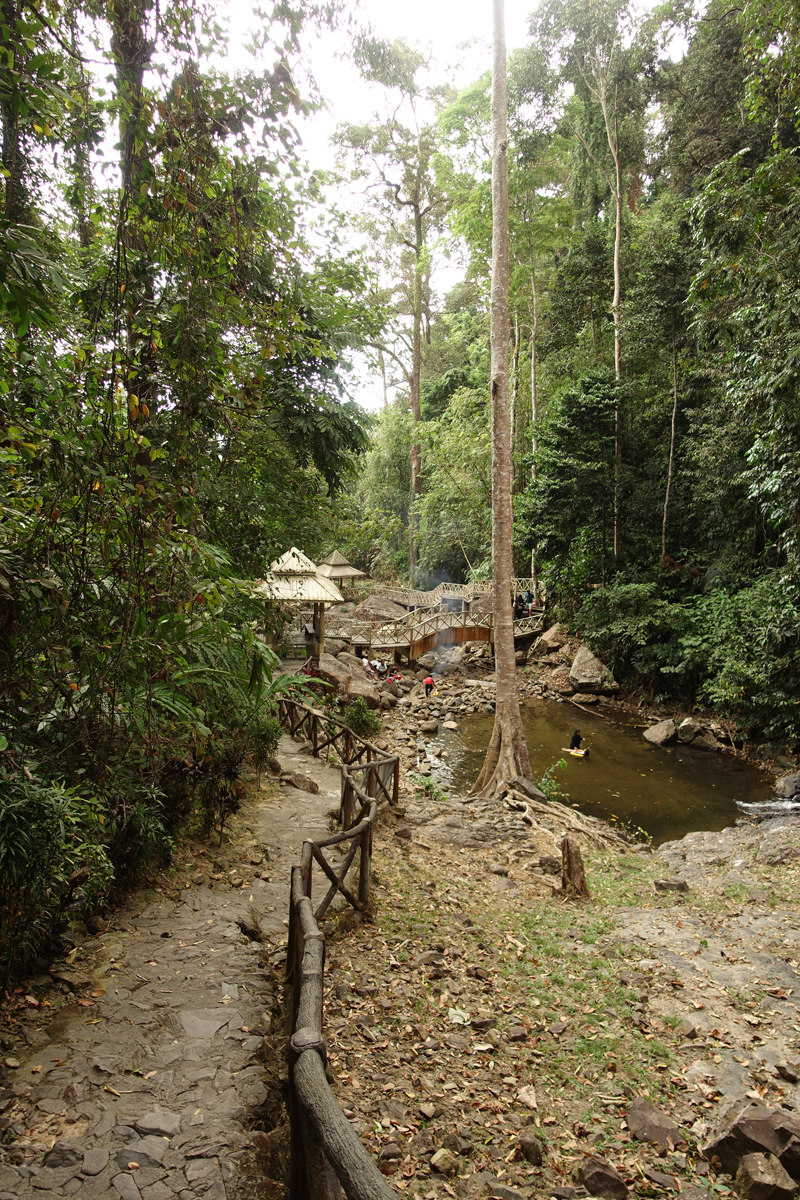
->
[277, 698, 400, 1200]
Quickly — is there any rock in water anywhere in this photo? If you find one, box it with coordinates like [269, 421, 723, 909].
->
[643, 719, 677, 746]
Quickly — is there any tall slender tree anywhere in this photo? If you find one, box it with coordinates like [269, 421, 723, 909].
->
[471, 0, 533, 798]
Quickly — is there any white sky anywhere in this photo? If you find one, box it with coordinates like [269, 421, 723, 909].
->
[226, 0, 536, 410]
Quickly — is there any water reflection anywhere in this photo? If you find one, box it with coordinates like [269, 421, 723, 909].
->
[427, 698, 775, 845]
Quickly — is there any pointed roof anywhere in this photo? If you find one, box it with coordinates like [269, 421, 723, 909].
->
[317, 549, 366, 580]
[255, 547, 343, 605]
[269, 547, 318, 576]
[320, 549, 350, 567]
[253, 573, 344, 604]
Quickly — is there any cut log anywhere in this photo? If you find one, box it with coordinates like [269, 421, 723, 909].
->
[561, 836, 590, 899]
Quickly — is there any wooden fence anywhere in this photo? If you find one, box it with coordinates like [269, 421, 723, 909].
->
[279, 700, 399, 1200]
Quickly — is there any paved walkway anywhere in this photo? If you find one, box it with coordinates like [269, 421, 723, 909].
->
[0, 736, 342, 1200]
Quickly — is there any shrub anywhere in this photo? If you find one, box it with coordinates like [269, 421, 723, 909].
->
[0, 781, 113, 992]
[342, 695, 382, 739]
[246, 712, 283, 780]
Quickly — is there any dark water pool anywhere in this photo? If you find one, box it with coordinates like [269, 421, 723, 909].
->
[426, 699, 776, 845]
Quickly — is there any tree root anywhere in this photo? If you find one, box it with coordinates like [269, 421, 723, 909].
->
[503, 790, 628, 851]
[469, 697, 532, 798]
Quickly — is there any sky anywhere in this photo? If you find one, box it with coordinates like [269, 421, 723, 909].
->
[226, 0, 538, 410]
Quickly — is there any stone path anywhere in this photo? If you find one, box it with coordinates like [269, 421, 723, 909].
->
[0, 735, 342, 1200]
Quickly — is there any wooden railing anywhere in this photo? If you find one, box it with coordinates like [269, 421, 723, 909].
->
[371, 576, 543, 608]
[322, 606, 544, 655]
[278, 699, 399, 1200]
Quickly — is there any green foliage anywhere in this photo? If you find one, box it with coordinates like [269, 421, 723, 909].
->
[537, 759, 570, 804]
[0, 780, 113, 991]
[342, 695, 382, 740]
[247, 712, 283, 780]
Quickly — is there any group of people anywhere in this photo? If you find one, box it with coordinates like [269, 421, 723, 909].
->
[361, 657, 402, 684]
[513, 590, 536, 619]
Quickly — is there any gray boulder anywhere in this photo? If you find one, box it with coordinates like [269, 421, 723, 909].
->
[775, 772, 800, 799]
[324, 638, 347, 656]
[346, 675, 381, 711]
[575, 1156, 628, 1199]
[678, 718, 702, 743]
[735, 1153, 797, 1200]
[627, 1097, 683, 1148]
[352, 595, 407, 621]
[315, 654, 350, 699]
[569, 645, 618, 694]
[643, 719, 677, 746]
[532, 623, 567, 656]
[336, 650, 368, 677]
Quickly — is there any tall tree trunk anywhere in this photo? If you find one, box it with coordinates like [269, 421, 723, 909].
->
[511, 311, 521, 491]
[661, 325, 679, 563]
[530, 267, 539, 601]
[409, 189, 423, 585]
[111, 0, 157, 422]
[470, 0, 532, 799]
[596, 75, 623, 559]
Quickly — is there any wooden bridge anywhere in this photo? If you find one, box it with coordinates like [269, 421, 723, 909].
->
[366, 576, 540, 610]
[295, 601, 545, 664]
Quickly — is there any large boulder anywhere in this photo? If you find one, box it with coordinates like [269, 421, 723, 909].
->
[569, 645, 618, 694]
[775, 772, 800, 800]
[352, 595, 407, 621]
[345, 675, 381, 710]
[469, 592, 493, 614]
[532, 623, 567, 656]
[324, 638, 347, 657]
[337, 651, 369, 677]
[643, 719, 677, 746]
[677, 717, 701, 743]
[315, 654, 350, 699]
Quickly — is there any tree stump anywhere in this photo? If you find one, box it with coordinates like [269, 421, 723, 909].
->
[561, 836, 590, 899]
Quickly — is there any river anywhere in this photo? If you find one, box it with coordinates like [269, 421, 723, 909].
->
[427, 698, 776, 845]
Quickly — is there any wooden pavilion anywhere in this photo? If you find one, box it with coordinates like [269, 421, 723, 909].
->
[253, 547, 343, 657]
[317, 550, 366, 586]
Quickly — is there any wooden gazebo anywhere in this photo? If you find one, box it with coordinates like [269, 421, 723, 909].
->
[317, 550, 366, 585]
[253, 548, 343, 657]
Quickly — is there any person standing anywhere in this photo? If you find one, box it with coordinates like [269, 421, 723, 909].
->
[424, 675, 434, 697]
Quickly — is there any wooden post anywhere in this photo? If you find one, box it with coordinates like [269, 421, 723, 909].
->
[358, 824, 372, 908]
[561, 836, 590, 899]
[392, 759, 399, 807]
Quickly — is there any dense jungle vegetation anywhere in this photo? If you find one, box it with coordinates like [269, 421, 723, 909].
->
[334, 0, 800, 753]
[1, 0, 799, 982]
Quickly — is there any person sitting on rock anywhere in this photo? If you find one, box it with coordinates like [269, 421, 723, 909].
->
[424, 675, 434, 697]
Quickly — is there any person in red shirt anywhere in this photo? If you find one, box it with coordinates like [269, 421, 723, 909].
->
[424, 675, 434, 697]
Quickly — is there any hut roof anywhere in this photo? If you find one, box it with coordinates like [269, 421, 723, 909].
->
[269, 546, 318, 576]
[317, 549, 365, 580]
[252, 574, 344, 604]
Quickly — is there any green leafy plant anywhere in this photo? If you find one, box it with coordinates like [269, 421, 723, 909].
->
[0, 780, 113, 992]
[247, 711, 283, 781]
[342, 695, 383, 739]
[537, 758, 570, 803]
